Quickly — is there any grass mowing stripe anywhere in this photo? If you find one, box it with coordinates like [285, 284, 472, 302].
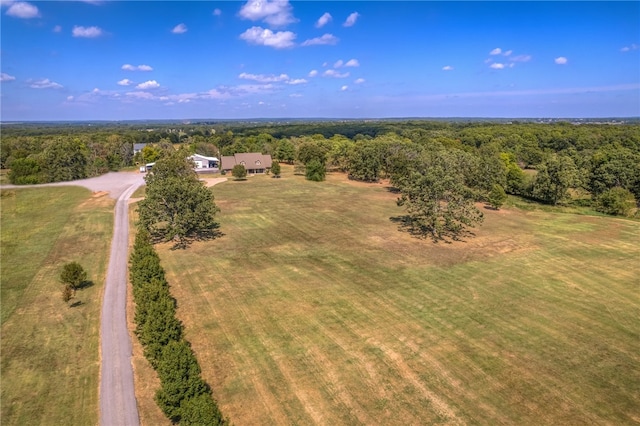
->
[154, 168, 640, 425]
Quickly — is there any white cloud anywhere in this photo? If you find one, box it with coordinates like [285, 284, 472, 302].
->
[343, 12, 360, 27]
[239, 0, 296, 27]
[334, 59, 344, 68]
[53, 25, 62, 33]
[5, 1, 39, 19]
[67, 95, 74, 101]
[117, 78, 133, 86]
[308, 70, 318, 77]
[172, 23, 187, 34]
[315, 12, 332, 28]
[72, 26, 103, 38]
[341, 85, 348, 91]
[490, 47, 502, 55]
[289, 93, 303, 98]
[126, 91, 155, 100]
[490, 63, 505, 69]
[287, 78, 307, 85]
[240, 26, 296, 48]
[136, 80, 160, 89]
[621, 43, 639, 52]
[1, 72, 16, 82]
[212, 8, 222, 16]
[345, 59, 359, 67]
[323, 69, 350, 78]
[301, 33, 338, 46]
[122, 64, 153, 71]
[555, 56, 568, 65]
[30, 78, 63, 89]
[509, 54, 531, 62]
[354, 78, 365, 84]
[503, 50, 512, 56]
[442, 65, 454, 71]
[239, 72, 289, 83]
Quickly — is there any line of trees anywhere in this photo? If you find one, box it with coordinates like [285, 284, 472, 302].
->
[129, 228, 228, 425]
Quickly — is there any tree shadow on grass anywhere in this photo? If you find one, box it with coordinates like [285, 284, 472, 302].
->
[168, 229, 225, 250]
[69, 300, 83, 308]
[389, 215, 476, 244]
[76, 280, 94, 290]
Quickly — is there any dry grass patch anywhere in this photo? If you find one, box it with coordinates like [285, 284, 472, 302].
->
[154, 167, 640, 425]
[1, 187, 113, 425]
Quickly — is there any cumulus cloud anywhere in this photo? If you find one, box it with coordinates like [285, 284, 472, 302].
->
[239, 0, 296, 27]
[308, 70, 318, 77]
[239, 72, 290, 83]
[503, 50, 512, 56]
[53, 25, 62, 33]
[354, 78, 365, 84]
[345, 59, 359, 67]
[172, 23, 187, 34]
[126, 91, 155, 100]
[240, 26, 296, 49]
[117, 78, 133, 86]
[621, 43, 639, 52]
[72, 26, 103, 38]
[136, 80, 160, 89]
[289, 93, 303, 98]
[122, 64, 153, 71]
[490, 47, 502, 55]
[301, 33, 338, 46]
[341, 85, 348, 91]
[5, 1, 39, 19]
[334, 59, 344, 68]
[287, 78, 307, 85]
[343, 12, 360, 27]
[315, 12, 332, 28]
[490, 63, 505, 69]
[30, 78, 63, 89]
[213, 8, 222, 16]
[509, 54, 532, 62]
[442, 65, 454, 71]
[555, 56, 568, 65]
[1, 72, 16, 82]
[323, 69, 350, 78]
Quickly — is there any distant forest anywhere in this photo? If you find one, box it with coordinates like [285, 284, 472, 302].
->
[2, 119, 639, 216]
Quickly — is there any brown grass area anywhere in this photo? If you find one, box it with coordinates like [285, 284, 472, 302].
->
[143, 166, 639, 425]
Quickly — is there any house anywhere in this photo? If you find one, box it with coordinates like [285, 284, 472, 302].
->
[221, 153, 272, 174]
[189, 153, 219, 170]
[133, 143, 147, 154]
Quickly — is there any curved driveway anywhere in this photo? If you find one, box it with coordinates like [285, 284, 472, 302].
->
[3, 172, 145, 425]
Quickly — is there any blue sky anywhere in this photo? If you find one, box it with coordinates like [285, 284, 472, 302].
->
[1, 1, 638, 120]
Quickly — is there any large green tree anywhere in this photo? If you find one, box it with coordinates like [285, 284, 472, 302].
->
[138, 149, 220, 248]
[530, 154, 578, 205]
[394, 150, 484, 241]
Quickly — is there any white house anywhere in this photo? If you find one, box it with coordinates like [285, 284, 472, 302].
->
[189, 154, 219, 170]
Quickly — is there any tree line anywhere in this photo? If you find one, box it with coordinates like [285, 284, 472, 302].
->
[130, 227, 228, 425]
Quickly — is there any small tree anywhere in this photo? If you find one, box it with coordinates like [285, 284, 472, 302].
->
[487, 184, 508, 210]
[60, 262, 87, 290]
[232, 164, 247, 180]
[596, 187, 636, 216]
[61, 285, 74, 303]
[305, 159, 326, 182]
[270, 161, 281, 178]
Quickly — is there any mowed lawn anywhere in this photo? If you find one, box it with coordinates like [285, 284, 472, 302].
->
[1, 187, 114, 425]
[155, 167, 640, 425]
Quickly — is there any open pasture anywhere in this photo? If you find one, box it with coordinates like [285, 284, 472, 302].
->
[155, 167, 640, 425]
[1, 187, 113, 425]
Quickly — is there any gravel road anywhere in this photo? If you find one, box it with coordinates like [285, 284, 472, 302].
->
[3, 172, 145, 425]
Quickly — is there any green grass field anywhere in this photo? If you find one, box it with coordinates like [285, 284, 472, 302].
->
[153, 166, 640, 425]
[1, 187, 114, 425]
